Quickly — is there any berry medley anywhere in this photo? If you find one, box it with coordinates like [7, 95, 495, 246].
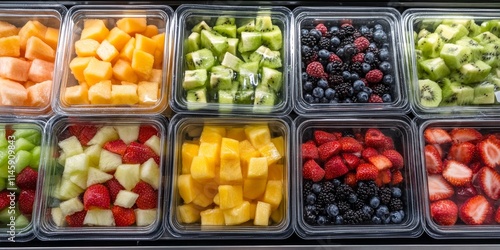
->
[300, 22, 394, 104]
[423, 127, 500, 226]
[301, 128, 406, 225]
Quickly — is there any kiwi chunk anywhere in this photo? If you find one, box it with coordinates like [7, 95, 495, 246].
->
[262, 25, 283, 51]
[186, 88, 208, 110]
[472, 82, 496, 104]
[191, 21, 211, 33]
[435, 24, 469, 43]
[260, 67, 283, 92]
[417, 33, 444, 58]
[459, 60, 492, 84]
[440, 78, 474, 106]
[183, 69, 207, 90]
[186, 32, 201, 53]
[439, 43, 472, 69]
[185, 48, 215, 70]
[200, 29, 228, 56]
[419, 58, 450, 81]
[419, 79, 442, 107]
[238, 32, 262, 53]
[215, 16, 236, 26]
[213, 24, 237, 38]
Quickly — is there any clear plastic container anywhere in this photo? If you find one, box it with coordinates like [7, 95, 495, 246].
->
[293, 7, 408, 116]
[166, 114, 292, 239]
[293, 116, 422, 239]
[0, 118, 45, 242]
[53, 5, 173, 115]
[403, 9, 500, 117]
[0, 4, 66, 117]
[417, 118, 500, 238]
[34, 115, 168, 240]
[170, 4, 293, 116]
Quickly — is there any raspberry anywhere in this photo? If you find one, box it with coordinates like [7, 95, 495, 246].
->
[315, 23, 328, 36]
[306, 61, 327, 78]
[341, 20, 353, 27]
[368, 94, 383, 103]
[352, 53, 365, 63]
[365, 69, 383, 83]
[360, 78, 368, 85]
[329, 53, 342, 63]
[354, 37, 370, 52]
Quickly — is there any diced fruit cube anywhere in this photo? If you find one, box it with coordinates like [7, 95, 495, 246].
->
[144, 135, 161, 156]
[200, 131, 222, 144]
[198, 142, 220, 167]
[81, 19, 109, 42]
[44, 27, 59, 50]
[220, 137, 240, 160]
[0, 21, 18, 38]
[88, 80, 112, 104]
[70, 57, 92, 83]
[86, 166, 113, 187]
[88, 126, 119, 146]
[83, 209, 115, 226]
[140, 158, 160, 190]
[223, 200, 251, 225]
[135, 34, 156, 55]
[218, 185, 243, 209]
[106, 27, 131, 51]
[114, 164, 140, 191]
[254, 201, 271, 226]
[116, 18, 147, 35]
[59, 197, 84, 216]
[28, 59, 54, 82]
[137, 81, 159, 105]
[181, 142, 199, 174]
[200, 207, 225, 225]
[177, 174, 202, 203]
[0, 35, 20, 57]
[58, 136, 83, 158]
[19, 21, 47, 50]
[119, 37, 135, 62]
[51, 207, 66, 227]
[114, 190, 139, 208]
[99, 149, 122, 172]
[64, 84, 89, 105]
[226, 127, 246, 141]
[84, 57, 113, 86]
[262, 180, 282, 210]
[131, 49, 154, 79]
[25, 36, 55, 62]
[134, 209, 156, 226]
[192, 192, 214, 208]
[111, 84, 139, 105]
[243, 178, 267, 200]
[247, 157, 268, 179]
[0, 78, 27, 106]
[84, 144, 102, 167]
[190, 155, 215, 182]
[258, 142, 282, 166]
[178, 203, 201, 224]
[75, 38, 100, 57]
[96, 40, 119, 62]
[0, 56, 31, 82]
[245, 125, 271, 149]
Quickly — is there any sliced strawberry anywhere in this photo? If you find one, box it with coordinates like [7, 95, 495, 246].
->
[450, 128, 482, 144]
[302, 159, 325, 182]
[83, 184, 111, 210]
[18, 189, 36, 215]
[302, 142, 319, 161]
[477, 136, 500, 168]
[314, 130, 338, 145]
[477, 167, 500, 200]
[432, 144, 444, 159]
[382, 149, 404, 169]
[0, 191, 10, 211]
[430, 199, 458, 226]
[112, 206, 136, 226]
[66, 210, 87, 227]
[428, 174, 454, 201]
[342, 153, 360, 170]
[442, 160, 473, 186]
[425, 145, 443, 174]
[368, 154, 393, 170]
[391, 170, 404, 185]
[324, 155, 349, 180]
[447, 142, 475, 165]
[361, 147, 379, 161]
[469, 161, 483, 174]
[355, 163, 378, 181]
[123, 142, 160, 164]
[338, 136, 363, 153]
[455, 183, 478, 203]
[68, 125, 84, 136]
[78, 125, 98, 146]
[364, 128, 386, 148]
[132, 181, 158, 209]
[495, 206, 500, 224]
[459, 195, 493, 225]
[103, 139, 128, 156]
[375, 169, 391, 186]
[344, 172, 357, 187]
[424, 128, 452, 144]
[138, 125, 158, 144]
[318, 141, 341, 162]
[105, 178, 125, 203]
[379, 136, 395, 151]
[16, 167, 38, 190]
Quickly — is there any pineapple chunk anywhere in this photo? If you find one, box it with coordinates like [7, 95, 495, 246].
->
[177, 174, 202, 203]
[200, 207, 225, 226]
[223, 201, 251, 226]
[239, 140, 261, 178]
[198, 142, 220, 167]
[270, 202, 284, 223]
[243, 178, 267, 200]
[181, 142, 199, 174]
[192, 192, 213, 208]
[270, 136, 285, 156]
[249, 202, 257, 220]
[244, 125, 271, 149]
[258, 142, 282, 166]
[220, 137, 239, 160]
[178, 203, 201, 224]
[226, 127, 246, 141]
[219, 158, 242, 184]
[263, 180, 282, 210]
[202, 125, 226, 136]
[200, 131, 222, 144]
[218, 185, 243, 210]
[247, 157, 268, 179]
[254, 201, 271, 226]
[268, 164, 284, 181]
[190, 155, 215, 182]
[213, 193, 220, 206]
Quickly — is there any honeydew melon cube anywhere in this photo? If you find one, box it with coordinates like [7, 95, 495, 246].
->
[144, 135, 161, 156]
[114, 125, 139, 145]
[114, 164, 140, 191]
[59, 197, 84, 216]
[83, 209, 115, 226]
[114, 190, 139, 208]
[140, 158, 160, 190]
[58, 136, 83, 157]
[98, 149, 122, 173]
[51, 207, 66, 227]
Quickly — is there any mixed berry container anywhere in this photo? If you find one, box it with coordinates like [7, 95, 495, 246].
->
[34, 115, 168, 240]
[293, 116, 422, 239]
[293, 7, 408, 116]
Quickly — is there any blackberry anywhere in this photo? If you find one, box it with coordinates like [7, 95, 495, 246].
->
[380, 187, 392, 204]
[341, 25, 356, 35]
[315, 203, 325, 215]
[318, 37, 331, 50]
[337, 29, 346, 39]
[327, 74, 343, 87]
[334, 82, 354, 100]
[344, 210, 363, 225]
[340, 37, 355, 48]
[302, 49, 317, 64]
[349, 62, 363, 75]
[353, 200, 365, 211]
[337, 201, 350, 214]
[303, 180, 313, 193]
[389, 198, 404, 211]
[372, 83, 390, 96]
[301, 33, 317, 47]
[322, 181, 335, 193]
[364, 30, 374, 42]
[356, 183, 371, 201]
[353, 31, 362, 38]
[317, 192, 335, 206]
[335, 184, 354, 201]
[327, 61, 344, 74]
[365, 46, 379, 56]
[304, 212, 317, 224]
[367, 181, 380, 197]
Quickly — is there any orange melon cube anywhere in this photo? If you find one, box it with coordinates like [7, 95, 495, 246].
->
[25, 36, 55, 62]
[119, 37, 135, 62]
[152, 33, 165, 68]
[69, 57, 92, 83]
[137, 81, 159, 105]
[131, 49, 153, 79]
[111, 84, 139, 105]
[64, 84, 89, 105]
[153, 49, 163, 69]
[0, 57, 31, 82]
[105, 27, 131, 51]
[84, 19, 106, 29]
[44, 27, 59, 50]
[88, 80, 112, 104]
[0, 35, 20, 57]
[141, 25, 159, 38]
[0, 21, 18, 38]
[83, 58, 113, 86]
[24, 81, 36, 89]
[96, 40, 119, 62]
[0, 78, 28, 106]
[148, 69, 162, 83]
[80, 19, 109, 42]
[26, 80, 52, 106]
[112, 59, 137, 83]
[28, 59, 54, 82]
[74, 38, 99, 57]
[116, 18, 147, 35]
[19, 21, 47, 50]
[151, 33, 165, 52]
[135, 34, 156, 55]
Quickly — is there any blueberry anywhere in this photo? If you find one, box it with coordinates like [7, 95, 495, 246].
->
[306, 193, 316, 205]
[305, 205, 316, 213]
[374, 24, 384, 30]
[362, 63, 371, 73]
[317, 79, 329, 89]
[312, 87, 325, 98]
[391, 187, 402, 198]
[362, 86, 373, 96]
[382, 74, 393, 85]
[326, 62, 335, 73]
[379, 48, 390, 61]
[344, 44, 356, 57]
[343, 98, 353, 103]
[320, 97, 329, 103]
[336, 48, 345, 57]
[374, 30, 387, 43]
[348, 193, 358, 203]
[334, 215, 344, 225]
[301, 45, 311, 54]
[304, 93, 314, 103]
[331, 36, 341, 47]
[364, 52, 375, 64]
[314, 97, 320, 103]
[317, 215, 328, 225]
[370, 197, 380, 208]
[376, 205, 389, 218]
[362, 205, 374, 216]
[318, 49, 330, 59]
[390, 211, 403, 224]
[356, 91, 369, 103]
[326, 204, 339, 217]
[325, 88, 336, 99]
[379, 61, 391, 73]
[301, 29, 309, 36]
[382, 93, 392, 103]
[349, 73, 360, 81]
[303, 81, 314, 92]
[312, 183, 322, 193]
[369, 42, 377, 49]
[383, 215, 391, 224]
[352, 80, 365, 92]
[301, 72, 309, 82]
[332, 179, 341, 186]
[372, 216, 382, 224]
[342, 71, 351, 80]
[329, 26, 339, 34]
[360, 25, 369, 35]
[309, 29, 322, 40]
[312, 45, 320, 51]
[399, 210, 405, 219]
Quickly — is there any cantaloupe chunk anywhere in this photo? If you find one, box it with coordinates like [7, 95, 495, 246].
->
[112, 59, 137, 83]
[69, 57, 92, 83]
[119, 37, 135, 62]
[135, 34, 156, 55]
[142, 25, 159, 38]
[0, 21, 18, 38]
[28, 59, 54, 82]
[25, 36, 55, 62]
[0, 57, 31, 82]
[148, 69, 162, 83]
[131, 49, 153, 79]
[96, 40, 118, 62]
[80, 19, 109, 42]
[116, 18, 147, 35]
[44, 27, 59, 50]
[0, 78, 28, 106]
[111, 84, 139, 105]
[0, 35, 20, 57]
[64, 84, 89, 105]
[74, 38, 99, 57]
[151, 33, 165, 69]
[19, 21, 47, 50]
[105, 27, 131, 51]
[26, 80, 51, 106]
[24, 81, 36, 89]
[137, 81, 159, 105]
[88, 80, 112, 104]
[83, 58, 112, 86]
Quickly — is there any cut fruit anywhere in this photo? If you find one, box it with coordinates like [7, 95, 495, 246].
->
[114, 190, 139, 208]
[83, 209, 115, 226]
[186, 48, 215, 70]
[419, 79, 442, 107]
[135, 208, 156, 226]
[183, 69, 207, 90]
[439, 43, 472, 69]
[440, 78, 474, 106]
[419, 57, 450, 81]
[459, 60, 492, 84]
[472, 83, 495, 104]
[114, 164, 140, 191]
[140, 158, 160, 189]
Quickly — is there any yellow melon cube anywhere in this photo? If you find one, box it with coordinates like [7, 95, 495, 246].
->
[213, 193, 220, 206]
[192, 192, 213, 208]
[177, 203, 200, 224]
[44, 27, 59, 50]
[112, 59, 138, 83]
[135, 34, 156, 55]
[239, 140, 261, 179]
[141, 24, 159, 38]
[263, 180, 282, 210]
[177, 174, 202, 204]
[137, 81, 159, 105]
[80, 19, 109, 42]
[64, 84, 89, 105]
[271, 136, 284, 156]
[83, 58, 113, 86]
[220, 158, 242, 184]
[116, 18, 147, 35]
[181, 142, 199, 174]
[243, 179, 267, 200]
[74, 38, 99, 57]
[249, 202, 257, 220]
[0, 21, 18, 38]
[19, 21, 47, 49]
[131, 49, 153, 79]
[226, 127, 246, 141]
[119, 37, 135, 62]
[254, 201, 272, 226]
[268, 164, 284, 181]
[69, 57, 92, 83]
[200, 207, 225, 226]
[148, 69, 162, 83]
[106, 27, 131, 51]
[0, 35, 20, 57]
[88, 80, 112, 104]
[190, 155, 215, 183]
[111, 84, 139, 105]
[223, 201, 250, 226]
[218, 185, 243, 210]
[244, 125, 271, 149]
[270, 202, 284, 223]
[247, 157, 268, 179]
[198, 142, 220, 167]
[202, 125, 226, 136]
[220, 137, 240, 160]
[258, 142, 282, 166]
[25, 36, 55, 62]
[96, 40, 119, 62]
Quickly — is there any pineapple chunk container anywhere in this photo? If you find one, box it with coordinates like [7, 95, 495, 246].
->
[170, 4, 293, 116]
[0, 4, 66, 117]
[403, 9, 500, 117]
[293, 116, 422, 239]
[34, 115, 168, 240]
[0, 118, 45, 242]
[53, 5, 173, 115]
[166, 114, 292, 239]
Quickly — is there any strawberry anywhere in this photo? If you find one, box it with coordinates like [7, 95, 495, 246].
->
[138, 125, 158, 144]
[424, 128, 452, 144]
[450, 128, 482, 144]
[318, 141, 341, 162]
[361, 147, 379, 161]
[103, 139, 128, 156]
[430, 199, 458, 226]
[342, 153, 360, 170]
[105, 178, 125, 203]
[313, 130, 338, 145]
[459, 195, 493, 225]
[112, 205, 136, 226]
[424, 145, 443, 174]
[66, 210, 87, 227]
[364, 128, 386, 148]
[442, 160, 473, 187]
[368, 155, 392, 170]
[324, 156, 349, 180]
[495, 206, 500, 224]
[447, 142, 475, 165]
[68, 125, 84, 136]
[0, 191, 9, 210]
[83, 184, 111, 210]
[338, 136, 363, 153]
[379, 136, 395, 151]
[391, 170, 404, 185]
[375, 169, 391, 186]
[302, 142, 319, 161]
[123, 142, 160, 164]
[382, 150, 404, 169]
[432, 144, 444, 159]
[469, 161, 483, 174]
[302, 159, 325, 182]
[132, 181, 158, 209]
[78, 125, 98, 146]
[455, 184, 478, 203]
[16, 167, 38, 190]
[344, 172, 357, 187]
[477, 136, 500, 168]
[18, 189, 35, 215]
[356, 163, 378, 180]
[428, 174, 454, 201]
[477, 167, 500, 200]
